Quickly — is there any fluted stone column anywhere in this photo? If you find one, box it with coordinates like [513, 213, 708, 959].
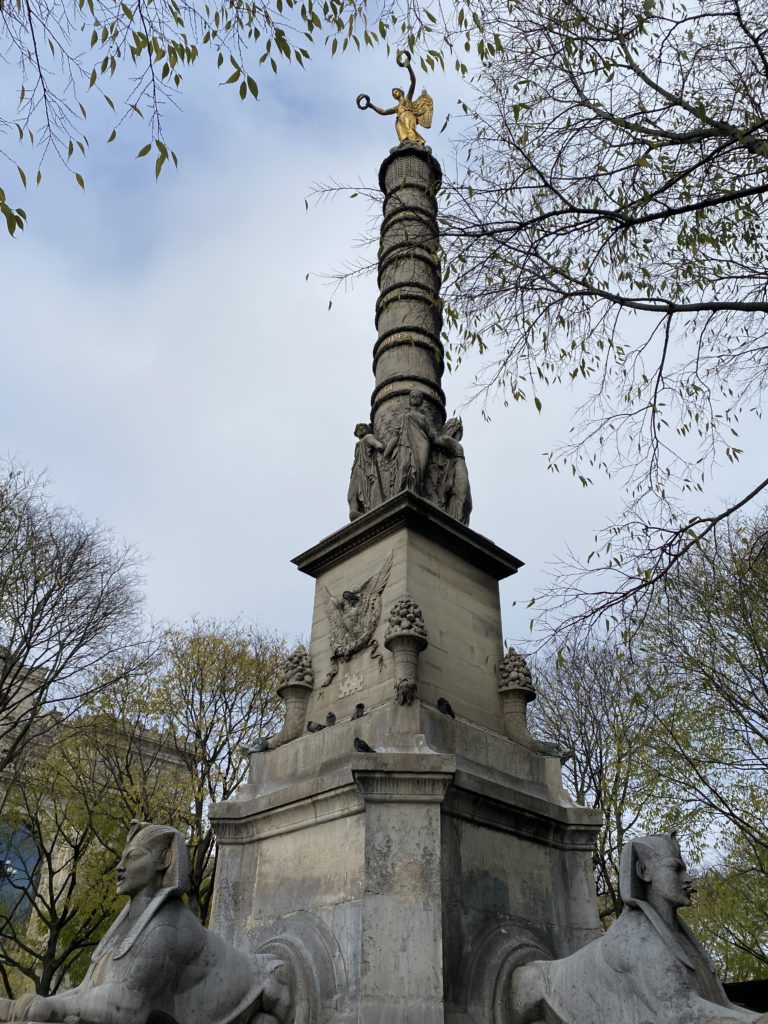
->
[372, 143, 446, 438]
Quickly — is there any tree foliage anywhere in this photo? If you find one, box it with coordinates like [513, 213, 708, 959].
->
[0, 714, 173, 998]
[0, 0, 334, 232]
[529, 508, 768, 971]
[0, 0, 473, 236]
[531, 644, 698, 925]
[0, 618, 284, 997]
[438, 0, 768, 638]
[683, 833, 768, 981]
[639, 511, 768, 864]
[0, 460, 148, 774]
[154, 619, 284, 921]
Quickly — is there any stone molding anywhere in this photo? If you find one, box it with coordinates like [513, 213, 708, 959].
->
[354, 769, 452, 804]
[293, 490, 523, 580]
[444, 772, 601, 852]
[372, 327, 444, 369]
[369, 372, 448, 418]
[211, 782, 364, 844]
[213, 754, 598, 851]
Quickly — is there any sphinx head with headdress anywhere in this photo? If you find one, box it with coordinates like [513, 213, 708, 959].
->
[115, 820, 190, 900]
[620, 831, 695, 917]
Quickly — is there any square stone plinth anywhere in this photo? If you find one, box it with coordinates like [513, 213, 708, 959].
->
[293, 492, 522, 734]
[209, 709, 602, 1024]
[208, 498, 601, 1024]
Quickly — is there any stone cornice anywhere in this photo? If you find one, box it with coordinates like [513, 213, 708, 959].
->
[445, 769, 603, 851]
[293, 491, 523, 580]
[355, 773, 452, 803]
[378, 142, 442, 193]
[211, 782, 364, 844]
[209, 745, 598, 852]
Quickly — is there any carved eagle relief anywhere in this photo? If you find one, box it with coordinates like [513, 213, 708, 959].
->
[322, 550, 393, 686]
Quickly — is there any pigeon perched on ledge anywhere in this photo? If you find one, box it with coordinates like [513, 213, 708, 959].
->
[354, 737, 376, 753]
[325, 712, 337, 727]
[306, 720, 325, 733]
[437, 697, 455, 718]
[351, 703, 366, 720]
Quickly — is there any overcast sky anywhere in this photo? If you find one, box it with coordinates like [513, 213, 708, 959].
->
[1, 43, 761, 650]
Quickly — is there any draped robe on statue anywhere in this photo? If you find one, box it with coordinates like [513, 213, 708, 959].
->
[391, 400, 434, 495]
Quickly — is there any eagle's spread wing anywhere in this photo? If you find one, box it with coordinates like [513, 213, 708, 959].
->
[357, 550, 393, 645]
[324, 587, 346, 649]
[413, 91, 433, 129]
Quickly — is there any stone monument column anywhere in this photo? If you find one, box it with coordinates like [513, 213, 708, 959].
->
[209, 64, 603, 1024]
[372, 143, 446, 437]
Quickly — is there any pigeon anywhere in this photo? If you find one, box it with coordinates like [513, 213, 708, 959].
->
[306, 720, 325, 733]
[249, 736, 270, 753]
[354, 736, 376, 753]
[351, 703, 366, 720]
[325, 712, 337, 727]
[437, 697, 455, 718]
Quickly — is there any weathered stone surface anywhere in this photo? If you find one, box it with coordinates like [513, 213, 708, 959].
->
[294, 492, 521, 735]
[322, 550, 392, 688]
[498, 647, 533, 691]
[210, 698, 602, 1023]
[347, 423, 386, 521]
[384, 592, 428, 702]
[497, 647, 538, 748]
[510, 832, 767, 1024]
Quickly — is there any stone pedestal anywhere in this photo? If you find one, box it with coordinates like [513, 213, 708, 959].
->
[209, 495, 602, 1023]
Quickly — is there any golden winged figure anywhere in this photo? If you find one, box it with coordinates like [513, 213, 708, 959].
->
[357, 51, 434, 146]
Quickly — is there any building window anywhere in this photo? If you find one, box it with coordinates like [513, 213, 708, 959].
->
[0, 823, 39, 925]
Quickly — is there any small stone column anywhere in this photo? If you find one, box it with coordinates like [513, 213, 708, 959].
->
[384, 594, 428, 699]
[498, 647, 537, 746]
[268, 645, 314, 749]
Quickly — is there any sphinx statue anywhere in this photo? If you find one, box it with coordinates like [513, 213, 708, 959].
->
[511, 832, 768, 1024]
[0, 820, 291, 1024]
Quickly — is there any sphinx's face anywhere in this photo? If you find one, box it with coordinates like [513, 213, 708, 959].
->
[115, 841, 163, 897]
[644, 853, 694, 910]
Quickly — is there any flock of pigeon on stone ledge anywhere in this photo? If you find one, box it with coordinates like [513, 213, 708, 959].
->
[301, 696, 456, 755]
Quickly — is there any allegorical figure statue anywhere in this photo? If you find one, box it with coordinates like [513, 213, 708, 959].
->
[435, 417, 472, 525]
[511, 831, 768, 1024]
[383, 389, 437, 496]
[0, 820, 291, 1024]
[347, 422, 387, 520]
[356, 50, 433, 145]
[345, 397, 473, 525]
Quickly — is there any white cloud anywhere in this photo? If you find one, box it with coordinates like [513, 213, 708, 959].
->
[1, 47, 761, 650]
